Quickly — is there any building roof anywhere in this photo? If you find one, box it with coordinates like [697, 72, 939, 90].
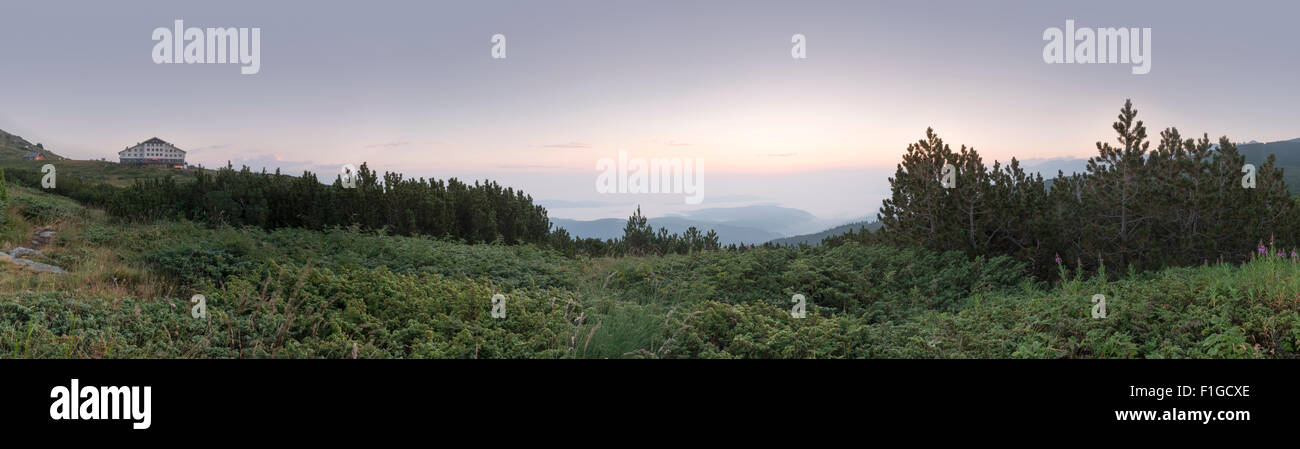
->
[120, 137, 186, 155]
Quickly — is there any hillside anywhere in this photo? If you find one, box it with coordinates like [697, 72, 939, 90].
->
[0, 128, 207, 187]
[0, 128, 63, 160]
[1239, 138, 1300, 166]
[0, 158, 200, 187]
[2, 181, 1298, 358]
[1239, 138, 1300, 192]
[551, 205, 859, 245]
[768, 220, 882, 246]
[671, 205, 830, 235]
[551, 216, 783, 245]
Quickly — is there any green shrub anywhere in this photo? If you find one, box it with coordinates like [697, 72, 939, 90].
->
[141, 240, 256, 289]
[4, 208, 1298, 359]
[81, 225, 117, 246]
[11, 195, 86, 225]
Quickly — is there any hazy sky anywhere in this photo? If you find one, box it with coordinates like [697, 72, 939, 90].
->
[2, 0, 1297, 220]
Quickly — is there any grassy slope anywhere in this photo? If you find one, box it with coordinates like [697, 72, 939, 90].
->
[1, 184, 1297, 358]
[0, 129, 63, 160]
[0, 159, 202, 187]
[1, 128, 215, 186]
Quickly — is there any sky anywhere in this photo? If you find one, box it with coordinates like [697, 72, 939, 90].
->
[1, 0, 1297, 221]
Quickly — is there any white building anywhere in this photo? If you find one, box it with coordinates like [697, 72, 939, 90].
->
[119, 137, 186, 168]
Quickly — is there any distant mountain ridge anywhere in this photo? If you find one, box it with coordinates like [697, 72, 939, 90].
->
[768, 220, 882, 246]
[550, 205, 862, 245]
[550, 216, 783, 245]
[1239, 139, 1300, 193]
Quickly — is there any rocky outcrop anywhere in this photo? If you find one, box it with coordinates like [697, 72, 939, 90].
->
[10, 256, 67, 274]
[10, 246, 41, 258]
[3, 244, 68, 274]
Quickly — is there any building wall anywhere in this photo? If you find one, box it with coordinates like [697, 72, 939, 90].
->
[120, 158, 184, 167]
[119, 140, 185, 167]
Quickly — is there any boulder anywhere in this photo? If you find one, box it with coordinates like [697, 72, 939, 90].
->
[11, 258, 67, 274]
[10, 247, 41, 258]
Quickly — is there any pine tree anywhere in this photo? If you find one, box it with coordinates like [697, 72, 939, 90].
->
[621, 206, 653, 255]
[1081, 99, 1151, 271]
[879, 128, 963, 249]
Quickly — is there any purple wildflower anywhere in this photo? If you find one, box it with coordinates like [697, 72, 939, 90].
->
[1259, 244, 1267, 255]
[1279, 250, 1287, 258]
[1292, 250, 1298, 260]
[1054, 253, 1062, 264]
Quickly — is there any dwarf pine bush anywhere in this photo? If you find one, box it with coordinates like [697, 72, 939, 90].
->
[3, 197, 1298, 359]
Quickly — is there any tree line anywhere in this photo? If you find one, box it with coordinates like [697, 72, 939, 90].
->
[874, 100, 1300, 277]
[101, 163, 553, 245]
[1, 162, 724, 257]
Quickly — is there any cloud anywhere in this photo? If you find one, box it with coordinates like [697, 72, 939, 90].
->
[539, 142, 590, 149]
[665, 140, 691, 146]
[764, 153, 797, 157]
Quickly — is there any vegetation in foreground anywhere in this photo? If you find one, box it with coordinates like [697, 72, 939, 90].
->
[1, 182, 1297, 358]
